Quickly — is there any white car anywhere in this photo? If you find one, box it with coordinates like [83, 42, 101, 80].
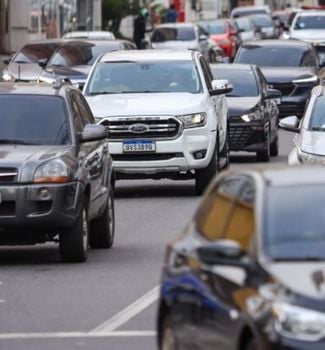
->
[63, 31, 115, 40]
[280, 85, 325, 165]
[83, 50, 231, 194]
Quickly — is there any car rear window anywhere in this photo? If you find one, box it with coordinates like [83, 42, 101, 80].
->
[151, 27, 196, 42]
[13, 43, 60, 64]
[0, 95, 70, 145]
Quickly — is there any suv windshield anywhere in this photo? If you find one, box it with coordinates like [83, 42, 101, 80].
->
[48, 42, 119, 67]
[309, 96, 325, 130]
[151, 27, 196, 42]
[265, 186, 325, 261]
[211, 68, 259, 97]
[236, 46, 305, 66]
[235, 18, 254, 31]
[0, 95, 70, 145]
[250, 15, 273, 27]
[295, 15, 325, 30]
[13, 43, 60, 64]
[85, 61, 203, 95]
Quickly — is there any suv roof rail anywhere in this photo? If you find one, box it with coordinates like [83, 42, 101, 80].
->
[53, 76, 72, 89]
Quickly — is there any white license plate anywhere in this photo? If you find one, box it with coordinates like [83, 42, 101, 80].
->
[122, 140, 156, 153]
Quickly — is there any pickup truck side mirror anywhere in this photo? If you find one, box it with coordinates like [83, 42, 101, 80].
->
[279, 116, 300, 133]
[79, 124, 108, 143]
[210, 79, 233, 96]
[38, 58, 48, 68]
[3, 57, 11, 65]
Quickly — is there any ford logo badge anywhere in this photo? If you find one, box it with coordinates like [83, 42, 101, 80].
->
[128, 123, 149, 134]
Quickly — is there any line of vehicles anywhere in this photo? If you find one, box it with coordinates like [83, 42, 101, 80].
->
[1, 3, 325, 349]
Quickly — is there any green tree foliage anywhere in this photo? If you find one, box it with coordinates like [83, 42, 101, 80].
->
[102, 0, 133, 35]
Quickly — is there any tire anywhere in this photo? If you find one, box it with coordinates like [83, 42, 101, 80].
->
[270, 133, 279, 157]
[244, 338, 258, 350]
[160, 317, 179, 350]
[59, 199, 89, 263]
[256, 129, 270, 162]
[218, 128, 230, 170]
[195, 147, 217, 195]
[89, 190, 115, 249]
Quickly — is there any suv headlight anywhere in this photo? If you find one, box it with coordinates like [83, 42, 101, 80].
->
[177, 113, 206, 128]
[34, 159, 69, 183]
[298, 148, 325, 164]
[2, 70, 14, 82]
[241, 112, 262, 122]
[273, 302, 325, 342]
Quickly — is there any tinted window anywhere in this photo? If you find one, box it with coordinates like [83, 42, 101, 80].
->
[211, 67, 259, 97]
[233, 9, 267, 18]
[86, 61, 203, 95]
[13, 43, 60, 64]
[295, 15, 325, 30]
[151, 27, 196, 42]
[308, 96, 325, 130]
[234, 18, 254, 31]
[198, 21, 225, 34]
[250, 15, 273, 27]
[236, 46, 307, 67]
[0, 95, 70, 145]
[265, 186, 325, 260]
[48, 42, 119, 66]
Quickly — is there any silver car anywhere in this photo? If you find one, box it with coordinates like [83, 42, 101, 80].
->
[280, 85, 325, 165]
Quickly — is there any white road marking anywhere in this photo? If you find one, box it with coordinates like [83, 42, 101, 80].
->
[90, 285, 160, 334]
[0, 331, 156, 340]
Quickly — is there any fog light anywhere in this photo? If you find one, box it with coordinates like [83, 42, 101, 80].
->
[193, 150, 207, 160]
[37, 188, 52, 201]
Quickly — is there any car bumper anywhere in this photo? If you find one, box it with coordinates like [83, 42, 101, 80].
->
[109, 127, 217, 177]
[0, 182, 82, 233]
[229, 120, 269, 152]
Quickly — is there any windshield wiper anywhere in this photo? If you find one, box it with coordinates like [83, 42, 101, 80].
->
[227, 94, 242, 97]
[273, 256, 325, 262]
[0, 139, 40, 145]
[89, 91, 120, 96]
[311, 127, 325, 131]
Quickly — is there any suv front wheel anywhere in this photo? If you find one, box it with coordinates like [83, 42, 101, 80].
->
[59, 199, 89, 263]
[195, 147, 217, 195]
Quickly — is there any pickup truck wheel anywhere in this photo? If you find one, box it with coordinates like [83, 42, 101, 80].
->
[89, 190, 115, 249]
[218, 128, 230, 170]
[160, 317, 179, 350]
[195, 148, 217, 195]
[59, 200, 88, 263]
[270, 133, 279, 157]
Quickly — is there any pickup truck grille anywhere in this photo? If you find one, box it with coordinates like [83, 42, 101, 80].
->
[0, 168, 18, 184]
[100, 116, 181, 140]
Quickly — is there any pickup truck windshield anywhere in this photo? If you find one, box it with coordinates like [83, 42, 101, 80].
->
[0, 95, 70, 145]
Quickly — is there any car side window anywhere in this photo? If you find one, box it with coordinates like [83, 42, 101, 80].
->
[196, 176, 244, 240]
[256, 67, 268, 95]
[301, 50, 318, 67]
[199, 57, 213, 90]
[74, 92, 95, 125]
[69, 93, 84, 133]
[224, 177, 256, 252]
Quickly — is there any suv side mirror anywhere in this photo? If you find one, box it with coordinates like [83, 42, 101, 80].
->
[266, 88, 282, 104]
[210, 79, 233, 96]
[79, 124, 108, 143]
[197, 240, 250, 269]
[279, 116, 300, 133]
[199, 34, 208, 41]
[3, 57, 11, 65]
[38, 58, 48, 68]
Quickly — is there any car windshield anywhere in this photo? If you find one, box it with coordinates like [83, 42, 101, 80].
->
[85, 61, 203, 95]
[250, 15, 273, 27]
[211, 68, 259, 97]
[265, 186, 325, 261]
[13, 43, 60, 64]
[308, 96, 325, 130]
[48, 42, 119, 66]
[235, 18, 254, 31]
[151, 27, 196, 42]
[199, 21, 225, 34]
[0, 95, 70, 145]
[295, 15, 325, 30]
[236, 46, 305, 66]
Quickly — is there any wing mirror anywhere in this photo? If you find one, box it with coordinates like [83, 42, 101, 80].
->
[79, 124, 108, 143]
[266, 88, 282, 104]
[197, 240, 250, 270]
[3, 57, 11, 65]
[38, 58, 48, 68]
[199, 34, 209, 41]
[279, 116, 300, 133]
[210, 79, 233, 96]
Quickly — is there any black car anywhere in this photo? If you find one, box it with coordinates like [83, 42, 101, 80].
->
[38, 39, 136, 89]
[234, 39, 322, 118]
[211, 63, 280, 162]
[157, 166, 325, 350]
[0, 80, 114, 262]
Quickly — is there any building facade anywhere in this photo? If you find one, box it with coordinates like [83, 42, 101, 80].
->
[0, 0, 102, 53]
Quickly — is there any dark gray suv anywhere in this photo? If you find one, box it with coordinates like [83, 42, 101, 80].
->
[0, 81, 114, 262]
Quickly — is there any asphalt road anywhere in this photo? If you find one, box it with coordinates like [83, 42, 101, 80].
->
[0, 130, 294, 350]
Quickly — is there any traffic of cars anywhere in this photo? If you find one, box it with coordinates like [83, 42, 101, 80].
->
[2, 3, 325, 349]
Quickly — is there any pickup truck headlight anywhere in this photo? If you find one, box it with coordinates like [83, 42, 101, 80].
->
[298, 149, 325, 164]
[273, 302, 325, 342]
[34, 159, 69, 183]
[2, 70, 14, 82]
[177, 113, 206, 128]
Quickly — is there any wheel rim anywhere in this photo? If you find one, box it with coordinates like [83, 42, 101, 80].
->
[82, 209, 88, 251]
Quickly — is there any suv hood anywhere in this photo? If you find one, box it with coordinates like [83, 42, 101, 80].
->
[301, 130, 325, 155]
[0, 145, 72, 183]
[260, 66, 317, 84]
[227, 96, 260, 115]
[269, 262, 325, 300]
[8, 63, 42, 81]
[86, 93, 207, 118]
[290, 29, 325, 43]
[151, 40, 198, 50]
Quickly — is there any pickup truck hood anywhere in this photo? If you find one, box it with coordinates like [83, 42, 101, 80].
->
[151, 40, 198, 50]
[290, 29, 325, 43]
[8, 63, 42, 81]
[260, 66, 316, 84]
[86, 93, 207, 118]
[227, 96, 260, 116]
[301, 130, 325, 155]
[0, 145, 72, 183]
